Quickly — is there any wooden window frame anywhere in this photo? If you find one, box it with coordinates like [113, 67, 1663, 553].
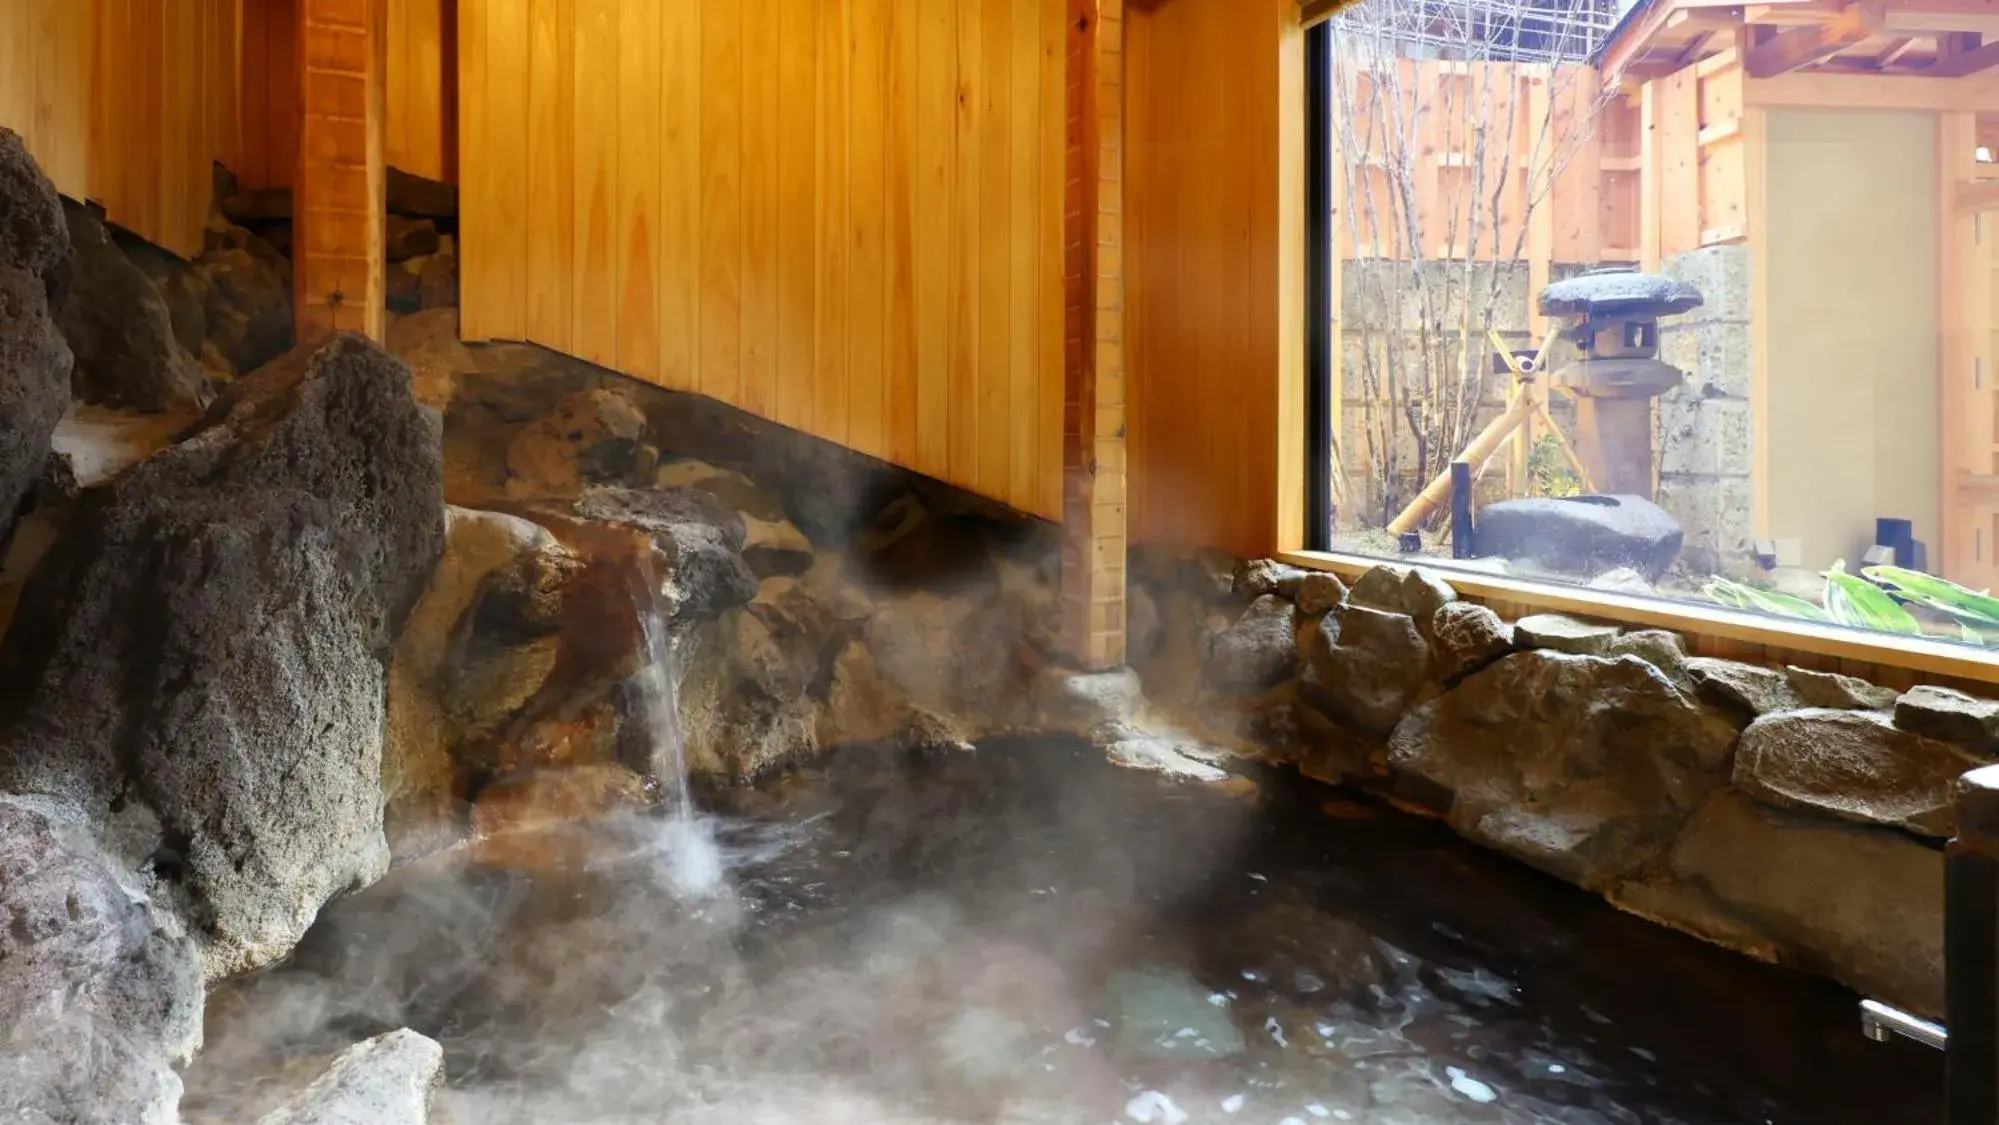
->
[1284, 21, 1999, 691]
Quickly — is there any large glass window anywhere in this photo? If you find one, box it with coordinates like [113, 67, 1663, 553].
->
[1307, 0, 1998, 653]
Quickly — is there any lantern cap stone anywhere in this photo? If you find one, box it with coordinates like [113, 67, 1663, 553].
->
[1538, 267, 1703, 319]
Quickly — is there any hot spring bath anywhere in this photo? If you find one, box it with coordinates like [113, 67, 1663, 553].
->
[181, 740, 1940, 1124]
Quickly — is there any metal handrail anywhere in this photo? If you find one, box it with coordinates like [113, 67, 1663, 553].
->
[1859, 762, 1999, 1124]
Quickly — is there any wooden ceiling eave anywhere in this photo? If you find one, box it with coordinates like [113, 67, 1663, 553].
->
[1609, 0, 1999, 83]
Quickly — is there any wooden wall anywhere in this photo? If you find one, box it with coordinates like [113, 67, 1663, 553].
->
[239, 0, 298, 191]
[388, 0, 454, 182]
[0, 0, 238, 259]
[457, 0, 1068, 521]
[1638, 50, 1748, 267]
[0, 0, 93, 199]
[1127, 0, 1302, 558]
[242, 0, 456, 190]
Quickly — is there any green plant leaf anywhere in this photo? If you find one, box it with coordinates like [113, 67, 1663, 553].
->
[1823, 561, 1923, 635]
[1702, 577, 1829, 622]
[1863, 565, 1999, 627]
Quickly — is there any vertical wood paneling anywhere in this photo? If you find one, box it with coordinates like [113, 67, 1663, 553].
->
[1127, 0, 1293, 557]
[526, 0, 575, 349]
[740, 0, 780, 419]
[386, 0, 453, 182]
[883, 0, 919, 469]
[571, 0, 618, 363]
[457, 0, 492, 337]
[1038, 0, 1065, 521]
[811, 0, 850, 440]
[615, 0, 661, 379]
[977, 0, 1012, 501]
[698, 0, 743, 405]
[911, 0, 952, 476]
[0, 0, 240, 258]
[774, 0, 818, 433]
[846, 0, 888, 461]
[660, 0, 702, 390]
[461, 0, 1066, 521]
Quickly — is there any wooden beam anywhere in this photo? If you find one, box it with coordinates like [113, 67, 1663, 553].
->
[1875, 35, 1920, 66]
[295, 0, 387, 342]
[1744, 1, 1885, 77]
[1959, 176, 1999, 212]
[1061, 0, 1128, 670]
[1747, 66, 1999, 108]
[1745, 104, 1771, 539]
[1929, 33, 1999, 75]
[1941, 111, 1978, 583]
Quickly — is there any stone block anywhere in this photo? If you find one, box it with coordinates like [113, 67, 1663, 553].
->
[1656, 475, 1755, 576]
[1661, 244, 1751, 322]
[1658, 394, 1753, 480]
[1672, 791, 1943, 1016]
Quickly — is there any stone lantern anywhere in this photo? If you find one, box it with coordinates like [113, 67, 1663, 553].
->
[1538, 267, 1704, 497]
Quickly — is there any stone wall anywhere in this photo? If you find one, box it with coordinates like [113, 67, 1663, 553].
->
[1656, 244, 1756, 577]
[1131, 552, 1985, 1018]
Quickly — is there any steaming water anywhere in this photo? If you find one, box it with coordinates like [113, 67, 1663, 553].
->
[183, 743, 1942, 1124]
[624, 557, 724, 900]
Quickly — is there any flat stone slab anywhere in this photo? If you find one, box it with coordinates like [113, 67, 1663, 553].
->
[1514, 613, 1621, 655]
[1733, 709, 1979, 838]
[1896, 686, 1999, 756]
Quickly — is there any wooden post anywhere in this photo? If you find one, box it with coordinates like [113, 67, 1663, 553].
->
[1941, 110, 1980, 585]
[295, 0, 387, 342]
[1061, 0, 1129, 671]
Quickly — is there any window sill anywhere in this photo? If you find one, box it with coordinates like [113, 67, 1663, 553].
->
[1278, 549, 1999, 689]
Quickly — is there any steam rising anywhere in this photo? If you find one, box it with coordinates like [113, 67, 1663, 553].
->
[177, 567, 1936, 1124]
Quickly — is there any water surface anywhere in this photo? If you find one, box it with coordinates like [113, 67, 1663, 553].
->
[186, 739, 1942, 1124]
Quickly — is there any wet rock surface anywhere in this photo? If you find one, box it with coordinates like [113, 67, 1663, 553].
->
[1673, 790, 1944, 1017]
[0, 127, 71, 301]
[1302, 605, 1432, 733]
[255, 1029, 443, 1125]
[1389, 651, 1738, 888]
[1732, 709, 1977, 838]
[0, 334, 443, 978]
[59, 201, 210, 412]
[0, 799, 203, 1125]
[0, 264, 70, 543]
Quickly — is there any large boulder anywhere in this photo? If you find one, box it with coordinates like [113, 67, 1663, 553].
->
[1896, 685, 1999, 757]
[0, 334, 444, 978]
[505, 388, 654, 498]
[1686, 657, 1804, 719]
[383, 507, 566, 860]
[1733, 709, 1979, 838]
[0, 265, 71, 541]
[1472, 494, 1684, 582]
[1388, 651, 1738, 887]
[1427, 601, 1513, 684]
[1204, 594, 1298, 694]
[387, 168, 457, 220]
[0, 127, 70, 303]
[198, 220, 295, 376]
[1672, 790, 1944, 1016]
[569, 486, 759, 625]
[255, 1029, 443, 1125]
[0, 799, 203, 1125]
[1300, 604, 1430, 733]
[385, 307, 477, 412]
[59, 200, 210, 412]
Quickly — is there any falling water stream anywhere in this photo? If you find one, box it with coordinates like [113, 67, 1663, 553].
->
[624, 554, 724, 900]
